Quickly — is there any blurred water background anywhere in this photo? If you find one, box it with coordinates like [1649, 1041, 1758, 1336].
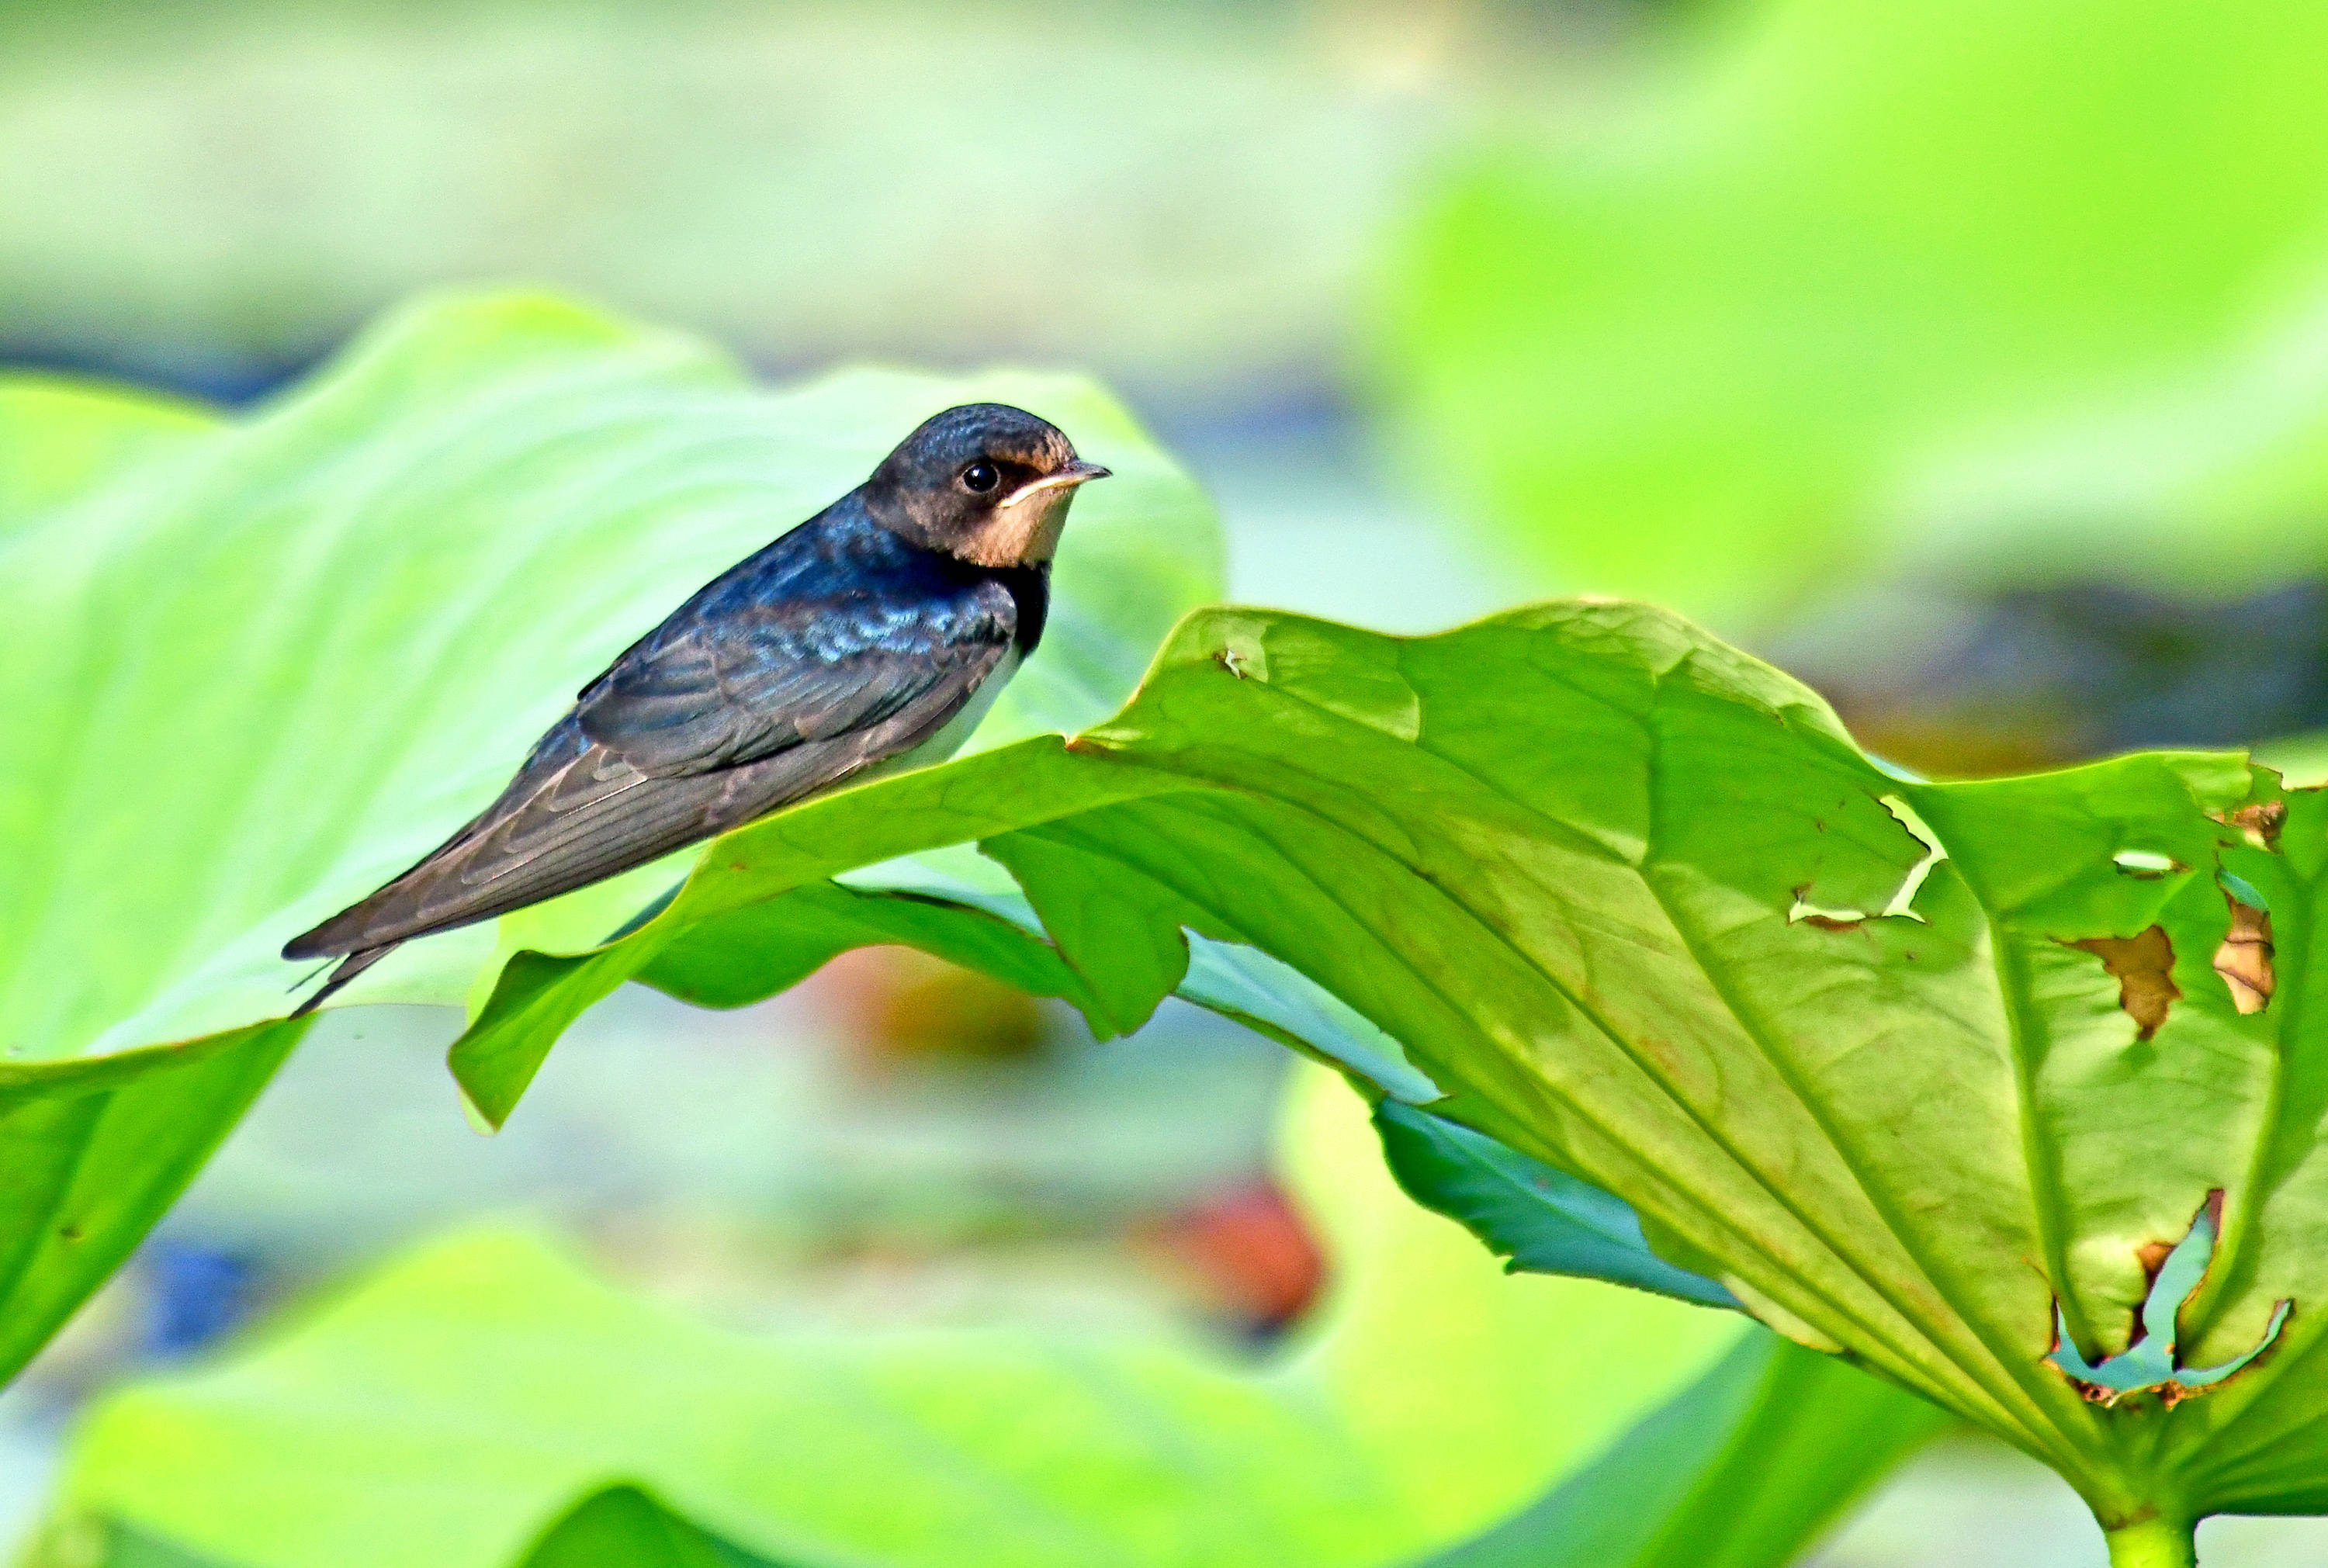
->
[8, 2, 2328, 1564]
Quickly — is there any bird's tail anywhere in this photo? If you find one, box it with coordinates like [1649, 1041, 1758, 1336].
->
[289, 944, 396, 1018]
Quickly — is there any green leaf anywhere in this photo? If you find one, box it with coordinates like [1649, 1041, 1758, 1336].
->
[67, 1489, 795, 1568]
[1374, 1099, 1740, 1311]
[85, 1520, 237, 1568]
[0, 373, 293, 1386]
[0, 289, 1220, 1386]
[0, 376, 210, 523]
[1381, 2, 2328, 628]
[440, 597, 2328, 1546]
[2044, 1197, 2291, 1404]
[43, 1071, 1784, 1568]
[4, 289, 1214, 1054]
[518, 1487, 790, 1568]
[61, 1345, 1932, 1568]
[0, 1023, 300, 1383]
[1415, 1331, 1948, 1568]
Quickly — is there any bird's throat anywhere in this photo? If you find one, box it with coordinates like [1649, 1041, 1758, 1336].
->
[956, 487, 1076, 568]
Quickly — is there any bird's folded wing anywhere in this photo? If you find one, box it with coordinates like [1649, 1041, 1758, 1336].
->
[577, 592, 1013, 774]
[287, 594, 1014, 958]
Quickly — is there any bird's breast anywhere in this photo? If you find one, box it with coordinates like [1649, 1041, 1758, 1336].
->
[866, 646, 1022, 782]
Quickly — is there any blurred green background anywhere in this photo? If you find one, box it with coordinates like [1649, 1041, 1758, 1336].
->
[9, 2, 2328, 1563]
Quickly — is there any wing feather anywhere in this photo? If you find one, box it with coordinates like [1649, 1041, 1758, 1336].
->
[286, 561, 1016, 960]
[576, 597, 1000, 772]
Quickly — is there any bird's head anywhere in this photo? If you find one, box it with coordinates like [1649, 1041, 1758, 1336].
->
[863, 403, 1109, 568]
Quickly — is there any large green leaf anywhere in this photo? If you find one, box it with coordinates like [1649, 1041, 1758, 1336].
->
[0, 289, 1219, 1386]
[0, 373, 303, 1387]
[1381, 0, 2328, 628]
[1374, 1096, 1949, 1568]
[1416, 1329, 1942, 1568]
[434, 597, 2328, 1556]
[51, 1347, 1919, 1568]
[0, 376, 209, 523]
[36, 1070, 1836, 1568]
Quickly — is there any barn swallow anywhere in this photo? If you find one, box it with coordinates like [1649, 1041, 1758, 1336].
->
[284, 403, 1107, 1013]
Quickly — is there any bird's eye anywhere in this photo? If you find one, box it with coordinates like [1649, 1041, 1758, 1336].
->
[961, 461, 1001, 494]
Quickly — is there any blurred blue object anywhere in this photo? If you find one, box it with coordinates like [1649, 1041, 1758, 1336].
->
[139, 1243, 251, 1359]
[1776, 577, 2328, 776]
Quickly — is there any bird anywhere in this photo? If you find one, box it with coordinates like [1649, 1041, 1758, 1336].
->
[283, 402, 1109, 1015]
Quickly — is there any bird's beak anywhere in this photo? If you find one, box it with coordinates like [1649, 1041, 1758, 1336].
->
[1003, 460, 1111, 507]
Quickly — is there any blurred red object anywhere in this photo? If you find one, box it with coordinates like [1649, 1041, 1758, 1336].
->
[1146, 1182, 1326, 1331]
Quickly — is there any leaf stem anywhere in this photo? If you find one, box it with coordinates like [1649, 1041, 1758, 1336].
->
[2105, 1514, 2197, 1568]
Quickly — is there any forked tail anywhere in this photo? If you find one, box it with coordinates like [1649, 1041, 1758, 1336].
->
[289, 945, 396, 1017]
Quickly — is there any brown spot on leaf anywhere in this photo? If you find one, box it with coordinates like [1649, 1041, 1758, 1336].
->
[2213, 800, 2286, 851]
[2067, 926, 2181, 1040]
[1633, 1033, 1682, 1075]
[2135, 1238, 2175, 1280]
[1216, 647, 1249, 679]
[2215, 895, 2275, 1015]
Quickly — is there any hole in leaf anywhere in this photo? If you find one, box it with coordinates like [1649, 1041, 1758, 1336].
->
[1786, 794, 1947, 931]
[1876, 794, 1945, 920]
[2111, 850, 2184, 879]
[2067, 926, 2180, 1041]
[2046, 1191, 2291, 1407]
[1786, 887, 1865, 930]
[2215, 881, 2274, 1016]
[2210, 799, 2286, 851]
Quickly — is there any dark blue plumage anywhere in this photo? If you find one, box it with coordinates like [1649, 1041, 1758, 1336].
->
[284, 403, 1105, 1012]
[574, 500, 1041, 774]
